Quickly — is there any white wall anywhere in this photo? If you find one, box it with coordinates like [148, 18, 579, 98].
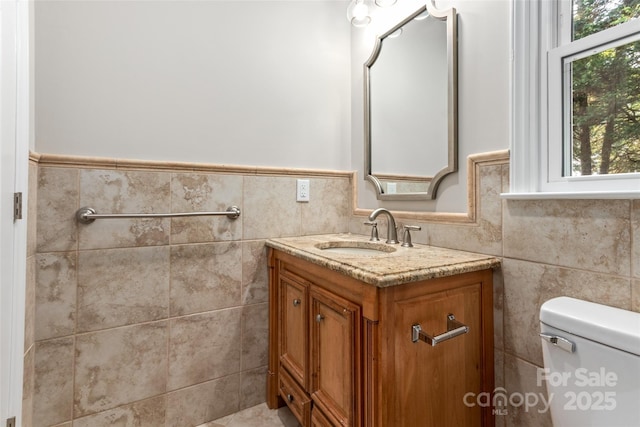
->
[34, 0, 352, 170]
[35, 0, 511, 213]
[353, 0, 511, 213]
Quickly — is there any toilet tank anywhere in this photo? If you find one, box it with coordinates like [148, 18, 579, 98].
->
[539, 297, 640, 427]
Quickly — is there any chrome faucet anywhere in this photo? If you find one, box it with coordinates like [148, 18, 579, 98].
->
[368, 208, 399, 244]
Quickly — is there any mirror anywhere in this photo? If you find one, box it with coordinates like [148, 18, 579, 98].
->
[364, 3, 458, 200]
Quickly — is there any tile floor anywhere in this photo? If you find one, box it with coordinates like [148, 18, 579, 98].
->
[198, 403, 301, 427]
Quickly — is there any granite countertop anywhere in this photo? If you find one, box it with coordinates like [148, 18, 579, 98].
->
[266, 233, 501, 288]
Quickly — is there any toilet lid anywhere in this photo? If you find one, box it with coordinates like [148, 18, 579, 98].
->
[540, 297, 640, 356]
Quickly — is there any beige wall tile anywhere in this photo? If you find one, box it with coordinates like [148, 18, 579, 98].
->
[504, 199, 631, 276]
[503, 354, 552, 427]
[170, 242, 242, 316]
[243, 176, 301, 239]
[35, 252, 77, 340]
[78, 169, 170, 250]
[428, 164, 504, 256]
[300, 177, 350, 235]
[72, 395, 166, 427]
[494, 350, 505, 427]
[33, 337, 74, 427]
[24, 256, 35, 351]
[74, 322, 168, 417]
[168, 309, 242, 391]
[242, 240, 269, 305]
[170, 173, 243, 244]
[240, 366, 267, 410]
[28, 162, 38, 257]
[632, 200, 640, 278]
[22, 346, 34, 427]
[493, 267, 504, 351]
[632, 279, 640, 312]
[241, 303, 269, 371]
[502, 258, 631, 366]
[37, 167, 78, 252]
[166, 375, 240, 427]
[77, 247, 169, 332]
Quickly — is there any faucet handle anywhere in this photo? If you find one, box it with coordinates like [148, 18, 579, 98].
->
[401, 225, 421, 248]
[364, 221, 380, 241]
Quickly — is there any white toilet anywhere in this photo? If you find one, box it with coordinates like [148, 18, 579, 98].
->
[539, 296, 640, 427]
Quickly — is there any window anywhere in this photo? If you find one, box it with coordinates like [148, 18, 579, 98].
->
[510, 0, 640, 197]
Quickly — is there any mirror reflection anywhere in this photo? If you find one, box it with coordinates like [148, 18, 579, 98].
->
[365, 4, 457, 200]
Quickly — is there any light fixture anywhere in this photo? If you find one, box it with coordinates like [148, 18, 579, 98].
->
[346, 0, 371, 27]
[375, 0, 397, 6]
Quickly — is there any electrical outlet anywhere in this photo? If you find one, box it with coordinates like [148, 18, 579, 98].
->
[297, 179, 310, 202]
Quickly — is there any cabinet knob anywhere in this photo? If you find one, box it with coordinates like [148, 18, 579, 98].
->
[287, 394, 294, 402]
[316, 314, 324, 323]
[292, 299, 301, 307]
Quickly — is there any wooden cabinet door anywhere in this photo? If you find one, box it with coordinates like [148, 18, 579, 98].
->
[279, 275, 309, 389]
[311, 405, 335, 427]
[393, 283, 484, 427]
[310, 286, 361, 427]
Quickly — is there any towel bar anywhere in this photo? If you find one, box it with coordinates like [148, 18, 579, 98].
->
[76, 206, 241, 224]
[412, 314, 469, 346]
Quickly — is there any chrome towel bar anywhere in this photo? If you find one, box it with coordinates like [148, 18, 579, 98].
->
[76, 206, 241, 224]
[412, 314, 469, 346]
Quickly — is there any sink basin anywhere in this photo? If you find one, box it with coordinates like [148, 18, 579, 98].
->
[315, 241, 396, 255]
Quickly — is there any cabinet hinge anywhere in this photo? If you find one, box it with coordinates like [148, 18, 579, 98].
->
[6, 417, 16, 427]
[13, 192, 22, 220]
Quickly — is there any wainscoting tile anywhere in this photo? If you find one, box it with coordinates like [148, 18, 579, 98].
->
[168, 309, 242, 391]
[170, 242, 242, 316]
[37, 167, 78, 253]
[33, 337, 74, 427]
[170, 173, 243, 244]
[493, 267, 504, 351]
[300, 177, 350, 236]
[24, 257, 35, 350]
[632, 200, 640, 278]
[241, 303, 269, 371]
[504, 354, 552, 427]
[504, 199, 631, 276]
[240, 366, 268, 410]
[28, 161, 38, 257]
[78, 169, 170, 250]
[22, 346, 34, 427]
[242, 240, 269, 305]
[35, 252, 77, 340]
[74, 321, 168, 417]
[632, 279, 640, 312]
[72, 395, 166, 427]
[243, 176, 301, 240]
[502, 258, 631, 366]
[428, 163, 504, 256]
[77, 247, 170, 332]
[166, 374, 240, 427]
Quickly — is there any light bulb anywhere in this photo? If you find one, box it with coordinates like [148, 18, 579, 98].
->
[346, 0, 371, 27]
[375, 0, 397, 7]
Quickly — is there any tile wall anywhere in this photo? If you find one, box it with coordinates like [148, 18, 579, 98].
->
[22, 156, 352, 427]
[348, 155, 640, 427]
[24, 152, 640, 427]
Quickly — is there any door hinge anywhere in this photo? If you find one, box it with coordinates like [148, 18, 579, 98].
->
[6, 417, 16, 427]
[14, 192, 22, 220]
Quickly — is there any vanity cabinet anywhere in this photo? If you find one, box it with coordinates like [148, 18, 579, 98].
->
[267, 246, 496, 427]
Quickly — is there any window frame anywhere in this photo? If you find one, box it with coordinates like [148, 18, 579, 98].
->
[508, 0, 640, 199]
